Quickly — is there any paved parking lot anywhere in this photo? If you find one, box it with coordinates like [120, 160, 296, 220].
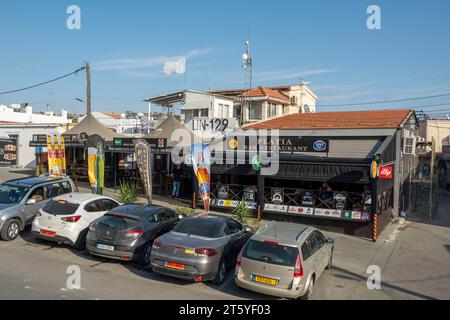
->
[1, 168, 449, 300]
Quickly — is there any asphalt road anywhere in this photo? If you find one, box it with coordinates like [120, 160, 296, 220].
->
[1, 168, 449, 300]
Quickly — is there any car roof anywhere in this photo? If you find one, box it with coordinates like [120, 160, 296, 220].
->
[252, 222, 312, 245]
[52, 192, 110, 203]
[110, 204, 165, 217]
[4, 175, 69, 187]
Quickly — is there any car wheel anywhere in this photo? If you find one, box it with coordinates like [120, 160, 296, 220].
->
[300, 276, 315, 300]
[212, 259, 227, 285]
[73, 229, 88, 251]
[326, 250, 333, 270]
[137, 242, 152, 265]
[0, 219, 21, 241]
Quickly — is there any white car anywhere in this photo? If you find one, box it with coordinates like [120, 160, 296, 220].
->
[32, 193, 120, 250]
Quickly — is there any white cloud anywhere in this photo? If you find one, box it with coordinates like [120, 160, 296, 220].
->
[94, 48, 212, 72]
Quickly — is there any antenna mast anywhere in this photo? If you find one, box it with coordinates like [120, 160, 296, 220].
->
[241, 39, 253, 126]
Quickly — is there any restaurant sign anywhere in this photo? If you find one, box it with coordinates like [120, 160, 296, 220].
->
[30, 134, 85, 147]
[227, 136, 329, 153]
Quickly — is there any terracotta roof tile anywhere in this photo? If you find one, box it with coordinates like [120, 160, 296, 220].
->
[239, 86, 290, 102]
[245, 109, 413, 130]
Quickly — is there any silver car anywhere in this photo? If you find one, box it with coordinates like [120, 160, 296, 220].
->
[0, 176, 78, 241]
[150, 216, 253, 285]
[235, 222, 334, 300]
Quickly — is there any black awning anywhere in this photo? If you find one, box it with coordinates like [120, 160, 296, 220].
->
[211, 164, 255, 175]
[272, 162, 370, 183]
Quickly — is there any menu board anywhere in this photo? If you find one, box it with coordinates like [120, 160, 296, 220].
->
[0, 138, 17, 166]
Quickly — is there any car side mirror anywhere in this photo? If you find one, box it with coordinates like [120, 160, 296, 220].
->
[245, 226, 253, 233]
[178, 214, 184, 220]
[26, 199, 36, 205]
[327, 238, 335, 244]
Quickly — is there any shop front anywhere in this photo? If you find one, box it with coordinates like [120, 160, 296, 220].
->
[202, 109, 416, 240]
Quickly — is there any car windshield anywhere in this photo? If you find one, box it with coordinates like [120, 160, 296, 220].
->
[173, 218, 223, 238]
[98, 214, 141, 230]
[243, 240, 299, 267]
[43, 200, 80, 215]
[0, 184, 30, 204]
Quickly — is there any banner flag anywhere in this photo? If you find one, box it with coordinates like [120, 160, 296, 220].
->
[135, 139, 152, 204]
[87, 134, 105, 195]
[163, 57, 186, 75]
[191, 144, 211, 212]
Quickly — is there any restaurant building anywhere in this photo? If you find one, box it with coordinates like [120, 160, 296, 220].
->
[205, 109, 419, 241]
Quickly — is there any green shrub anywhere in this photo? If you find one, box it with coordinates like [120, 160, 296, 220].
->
[249, 218, 261, 232]
[175, 206, 195, 217]
[117, 180, 139, 204]
[232, 200, 250, 224]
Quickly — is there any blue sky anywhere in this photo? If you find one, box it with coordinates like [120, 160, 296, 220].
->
[1, 0, 449, 117]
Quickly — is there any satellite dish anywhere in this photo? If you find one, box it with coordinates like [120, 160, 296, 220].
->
[242, 53, 248, 61]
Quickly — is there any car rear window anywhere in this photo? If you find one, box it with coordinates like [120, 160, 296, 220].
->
[98, 214, 141, 230]
[243, 240, 299, 267]
[173, 218, 223, 238]
[43, 200, 80, 215]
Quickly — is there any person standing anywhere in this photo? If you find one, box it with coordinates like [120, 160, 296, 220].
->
[171, 164, 183, 198]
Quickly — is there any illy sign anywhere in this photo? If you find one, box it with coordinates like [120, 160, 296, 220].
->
[379, 165, 393, 179]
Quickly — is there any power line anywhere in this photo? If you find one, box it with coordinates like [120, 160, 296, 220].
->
[318, 92, 450, 107]
[0, 66, 86, 95]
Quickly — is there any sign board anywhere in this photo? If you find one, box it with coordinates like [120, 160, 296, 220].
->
[301, 191, 315, 207]
[314, 208, 342, 219]
[0, 138, 17, 166]
[188, 118, 236, 133]
[30, 134, 85, 147]
[288, 206, 314, 215]
[227, 136, 329, 153]
[243, 186, 256, 202]
[113, 138, 166, 149]
[216, 199, 256, 210]
[217, 185, 228, 199]
[264, 203, 288, 213]
[271, 188, 284, 205]
[333, 192, 348, 210]
[379, 165, 393, 179]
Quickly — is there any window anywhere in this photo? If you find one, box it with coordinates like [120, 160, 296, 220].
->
[304, 233, 319, 257]
[222, 104, 229, 118]
[303, 104, 311, 113]
[46, 183, 62, 199]
[0, 184, 29, 204]
[313, 231, 326, 249]
[99, 214, 140, 230]
[249, 105, 262, 120]
[43, 200, 80, 215]
[85, 200, 104, 212]
[301, 242, 311, 261]
[173, 218, 223, 238]
[157, 210, 176, 221]
[267, 103, 277, 118]
[243, 240, 299, 267]
[29, 186, 45, 202]
[60, 181, 72, 194]
[226, 219, 242, 235]
[101, 199, 119, 211]
[148, 213, 158, 223]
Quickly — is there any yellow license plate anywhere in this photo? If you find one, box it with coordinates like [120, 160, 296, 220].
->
[254, 276, 277, 286]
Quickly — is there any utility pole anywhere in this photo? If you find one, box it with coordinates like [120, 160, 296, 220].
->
[86, 62, 91, 115]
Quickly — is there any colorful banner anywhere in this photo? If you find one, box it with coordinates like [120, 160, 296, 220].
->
[135, 139, 152, 204]
[191, 144, 211, 212]
[87, 134, 105, 195]
[46, 133, 66, 177]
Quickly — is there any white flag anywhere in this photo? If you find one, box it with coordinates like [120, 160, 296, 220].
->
[163, 57, 186, 75]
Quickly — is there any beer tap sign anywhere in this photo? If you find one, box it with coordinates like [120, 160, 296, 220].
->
[46, 133, 67, 177]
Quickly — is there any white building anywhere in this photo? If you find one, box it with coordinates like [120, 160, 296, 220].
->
[0, 122, 66, 168]
[0, 104, 69, 124]
[79, 111, 151, 134]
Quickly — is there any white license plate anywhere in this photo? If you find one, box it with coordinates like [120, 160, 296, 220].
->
[97, 244, 114, 251]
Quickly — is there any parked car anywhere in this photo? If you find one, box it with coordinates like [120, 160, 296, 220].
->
[150, 216, 253, 285]
[0, 176, 78, 241]
[31, 193, 120, 250]
[86, 204, 182, 265]
[235, 222, 334, 300]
